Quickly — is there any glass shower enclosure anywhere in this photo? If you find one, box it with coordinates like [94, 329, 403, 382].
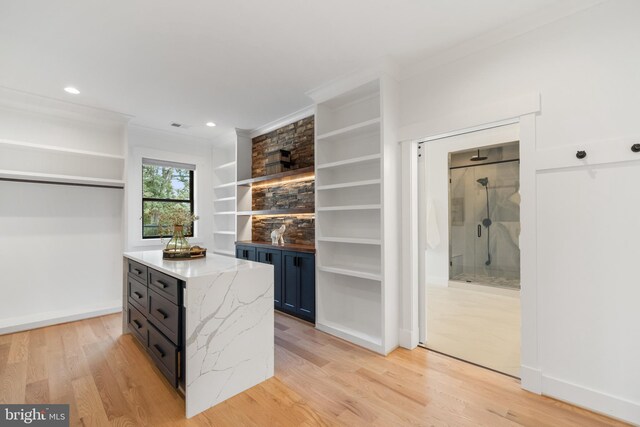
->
[449, 143, 521, 289]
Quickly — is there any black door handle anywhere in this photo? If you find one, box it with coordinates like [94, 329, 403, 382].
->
[133, 320, 142, 329]
[156, 280, 168, 288]
[576, 150, 587, 159]
[153, 344, 165, 358]
[632, 144, 640, 153]
[478, 224, 482, 237]
[133, 291, 143, 299]
[133, 268, 142, 274]
[156, 308, 168, 319]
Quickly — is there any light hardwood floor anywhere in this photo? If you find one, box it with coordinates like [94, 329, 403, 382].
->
[0, 312, 627, 426]
[427, 284, 521, 377]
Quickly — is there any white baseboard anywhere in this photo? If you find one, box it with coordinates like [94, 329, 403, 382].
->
[0, 302, 123, 335]
[520, 365, 542, 394]
[399, 327, 419, 349]
[541, 375, 640, 426]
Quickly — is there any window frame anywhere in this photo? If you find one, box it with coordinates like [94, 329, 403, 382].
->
[141, 165, 195, 239]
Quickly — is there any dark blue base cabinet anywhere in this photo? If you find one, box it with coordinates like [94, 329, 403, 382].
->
[236, 243, 315, 323]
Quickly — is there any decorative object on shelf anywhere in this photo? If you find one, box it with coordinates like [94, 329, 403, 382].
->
[271, 225, 286, 245]
[266, 149, 291, 164]
[266, 161, 291, 174]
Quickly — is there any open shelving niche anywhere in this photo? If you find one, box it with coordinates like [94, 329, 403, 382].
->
[312, 76, 400, 355]
[211, 130, 251, 256]
[0, 138, 125, 188]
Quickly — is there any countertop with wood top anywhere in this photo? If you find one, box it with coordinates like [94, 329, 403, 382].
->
[235, 240, 316, 254]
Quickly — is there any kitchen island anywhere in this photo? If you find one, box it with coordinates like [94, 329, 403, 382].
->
[122, 250, 274, 418]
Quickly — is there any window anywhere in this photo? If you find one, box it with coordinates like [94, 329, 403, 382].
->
[142, 158, 195, 239]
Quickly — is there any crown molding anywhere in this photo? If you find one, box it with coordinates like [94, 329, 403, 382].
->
[249, 105, 314, 139]
[0, 86, 133, 126]
[305, 58, 399, 104]
[400, 0, 607, 81]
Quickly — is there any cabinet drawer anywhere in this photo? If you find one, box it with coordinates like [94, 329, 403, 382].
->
[148, 289, 180, 344]
[147, 322, 178, 387]
[236, 245, 256, 261]
[128, 277, 148, 312]
[148, 268, 180, 304]
[128, 304, 148, 346]
[127, 259, 148, 284]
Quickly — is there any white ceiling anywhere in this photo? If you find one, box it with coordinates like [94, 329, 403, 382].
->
[0, 0, 566, 139]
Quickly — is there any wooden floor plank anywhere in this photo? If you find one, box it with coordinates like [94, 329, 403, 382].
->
[0, 312, 629, 426]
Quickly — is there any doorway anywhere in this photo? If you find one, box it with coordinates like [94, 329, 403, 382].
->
[418, 124, 521, 377]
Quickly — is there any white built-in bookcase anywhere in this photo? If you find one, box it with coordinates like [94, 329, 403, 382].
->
[313, 77, 400, 355]
[211, 129, 252, 256]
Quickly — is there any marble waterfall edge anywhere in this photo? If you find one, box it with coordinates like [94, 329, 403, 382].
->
[185, 265, 274, 418]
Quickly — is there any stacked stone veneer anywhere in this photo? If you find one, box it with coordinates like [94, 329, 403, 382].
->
[251, 116, 314, 177]
[250, 116, 315, 245]
[252, 215, 315, 245]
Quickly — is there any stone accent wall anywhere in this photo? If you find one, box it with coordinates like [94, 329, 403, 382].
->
[252, 181, 314, 211]
[251, 116, 314, 177]
[252, 215, 315, 245]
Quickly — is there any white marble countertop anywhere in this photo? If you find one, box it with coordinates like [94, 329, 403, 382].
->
[124, 250, 270, 281]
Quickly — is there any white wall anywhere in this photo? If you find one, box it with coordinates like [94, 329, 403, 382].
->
[399, 0, 640, 423]
[0, 94, 126, 333]
[125, 125, 214, 252]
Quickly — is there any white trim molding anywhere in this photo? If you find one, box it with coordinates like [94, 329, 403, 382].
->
[542, 375, 640, 425]
[249, 106, 314, 139]
[0, 303, 122, 335]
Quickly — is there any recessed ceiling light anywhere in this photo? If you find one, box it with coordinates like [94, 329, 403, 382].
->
[64, 87, 80, 95]
[206, 122, 216, 127]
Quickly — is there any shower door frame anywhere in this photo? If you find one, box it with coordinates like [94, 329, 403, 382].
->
[448, 156, 521, 288]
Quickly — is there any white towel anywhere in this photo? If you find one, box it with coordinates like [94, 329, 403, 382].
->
[426, 197, 441, 249]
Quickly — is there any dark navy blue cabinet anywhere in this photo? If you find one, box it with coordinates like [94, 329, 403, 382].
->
[256, 248, 283, 309]
[236, 243, 315, 323]
[283, 251, 315, 322]
[235, 245, 256, 261]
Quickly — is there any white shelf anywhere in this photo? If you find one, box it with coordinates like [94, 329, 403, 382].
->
[213, 231, 235, 235]
[214, 196, 236, 202]
[0, 138, 124, 160]
[315, 321, 382, 353]
[318, 265, 381, 281]
[214, 161, 236, 171]
[214, 182, 236, 190]
[214, 211, 235, 215]
[316, 153, 380, 170]
[317, 204, 381, 212]
[316, 118, 381, 142]
[0, 169, 125, 188]
[316, 179, 381, 191]
[317, 237, 381, 245]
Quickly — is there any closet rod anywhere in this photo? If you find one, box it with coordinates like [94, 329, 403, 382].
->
[0, 177, 124, 189]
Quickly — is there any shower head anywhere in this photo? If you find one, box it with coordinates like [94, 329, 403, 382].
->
[470, 149, 488, 161]
[476, 177, 489, 187]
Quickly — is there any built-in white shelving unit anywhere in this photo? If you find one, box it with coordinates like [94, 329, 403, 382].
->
[312, 76, 400, 355]
[211, 129, 253, 256]
[211, 130, 244, 256]
[0, 138, 125, 187]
